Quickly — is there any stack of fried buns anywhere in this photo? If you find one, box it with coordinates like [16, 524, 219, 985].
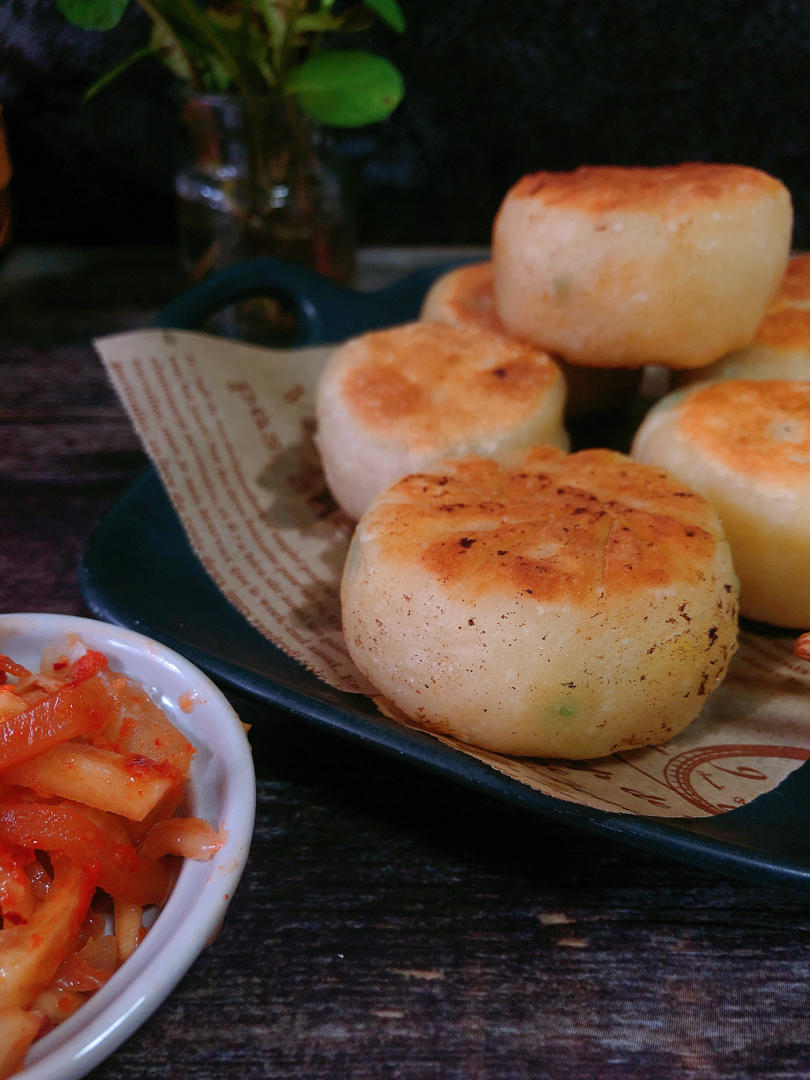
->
[316, 161, 804, 758]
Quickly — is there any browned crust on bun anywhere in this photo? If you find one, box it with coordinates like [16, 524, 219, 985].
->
[509, 163, 788, 215]
[767, 252, 810, 308]
[338, 322, 559, 451]
[368, 448, 722, 603]
[315, 321, 568, 520]
[676, 380, 810, 484]
[755, 307, 810, 349]
[632, 379, 810, 627]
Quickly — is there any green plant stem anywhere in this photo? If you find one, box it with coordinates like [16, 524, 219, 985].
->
[275, 0, 304, 88]
[170, 0, 255, 97]
[237, 0, 253, 80]
[135, 0, 199, 86]
[82, 44, 157, 102]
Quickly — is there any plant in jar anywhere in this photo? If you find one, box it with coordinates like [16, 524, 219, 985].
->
[55, 0, 406, 284]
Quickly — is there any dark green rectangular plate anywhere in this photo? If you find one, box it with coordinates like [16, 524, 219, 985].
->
[79, 256, 810, 895]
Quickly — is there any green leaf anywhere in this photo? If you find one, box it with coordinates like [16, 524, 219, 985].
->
[56, 0, 131, 30]
[285, 50, 404, 127]
[361, 0, 406, 33]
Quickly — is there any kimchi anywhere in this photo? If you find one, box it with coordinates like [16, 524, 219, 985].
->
[0, 645, 227, 1078]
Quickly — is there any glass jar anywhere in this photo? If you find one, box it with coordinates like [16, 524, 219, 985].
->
[175, 93, 355, 287]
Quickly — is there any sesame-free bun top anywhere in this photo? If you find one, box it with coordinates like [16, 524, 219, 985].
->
[493, 163, 792, 369]
[420, 260, 642, 418]
[341, 446, 738, 758]
[315, 320, 568, 520]
[632, 379, 810, 627]
[680, 254, 810, 386]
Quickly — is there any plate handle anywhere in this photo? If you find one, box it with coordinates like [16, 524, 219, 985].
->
[155, 255, 485, 344]
[155, 257, 368, 344]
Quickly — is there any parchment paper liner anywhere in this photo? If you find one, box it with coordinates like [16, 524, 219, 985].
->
[95, 329, 810, 818]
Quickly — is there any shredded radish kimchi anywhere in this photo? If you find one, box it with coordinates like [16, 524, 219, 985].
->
[0, 646, 227, 1077]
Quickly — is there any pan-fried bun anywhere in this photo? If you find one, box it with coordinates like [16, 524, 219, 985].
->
[420, 260, 642, 418]
[341, 447, 738, 758]
[315, 321, 568, 520]
[680, 255, 810, 386]
[632, 380, 810, 628]
[493, 163, 792, 369]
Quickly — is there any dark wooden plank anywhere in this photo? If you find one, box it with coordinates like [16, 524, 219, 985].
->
[0, 483, 138, 613]
[3, 244, 810, 1080]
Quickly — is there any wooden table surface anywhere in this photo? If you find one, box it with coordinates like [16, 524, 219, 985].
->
[3, 244, 810, 1080]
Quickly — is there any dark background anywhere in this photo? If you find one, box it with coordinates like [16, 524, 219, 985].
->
[3, 0, 810, 251]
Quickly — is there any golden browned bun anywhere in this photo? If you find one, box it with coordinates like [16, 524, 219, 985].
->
[315, 321, 568, 520]
[632, 380, 810, 628]
[420, 260, 642, 418]
[492, 163, 792, 369]
[680, 254, 810, 386]
[341, 446, 738, 758]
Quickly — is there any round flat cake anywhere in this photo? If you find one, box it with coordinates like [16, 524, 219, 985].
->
[315, 320, 568, 519]
[632, 379, 810, 627]
[341, 446, 739, 758]
[492, 163, 792, 369]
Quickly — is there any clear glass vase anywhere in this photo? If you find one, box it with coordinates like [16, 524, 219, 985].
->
[175, 93, 355, 334]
